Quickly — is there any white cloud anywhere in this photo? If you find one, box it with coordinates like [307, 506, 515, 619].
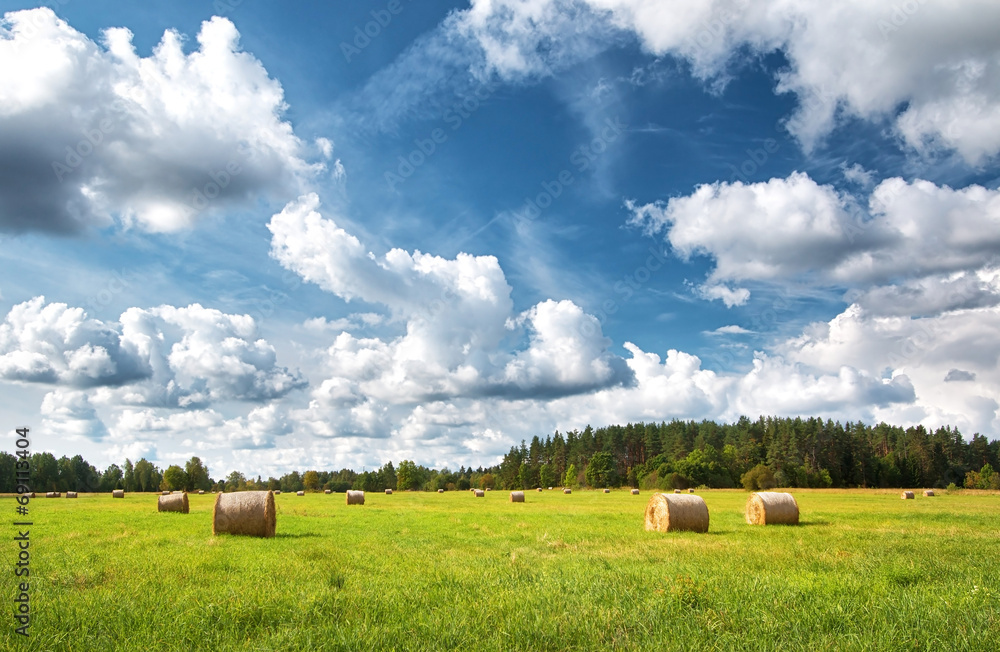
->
[40, 390, 110, 441]
[630, 173, 1000, 294]
[111, 403, 292, 450]
[707, 325, 753, 335]
[0, 8, 322, 234]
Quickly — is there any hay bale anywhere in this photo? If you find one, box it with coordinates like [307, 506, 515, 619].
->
[673, 489, 682, 494]
[437, 489, 444, 493]
[325, 489, 332, 494]
[563, 488, 572, 494]
[198, 490, 205, 495]
[46, 491, 60, 498]
[923, 489, 935, 497]
[901, 491, 915, 500]
[112, 489, 124, 498]
[158, 492, 189, 514]
[28, 492, 35, 498]
[474, 489, 485, 497]
[486, 487, 492, 491]
[212, 491, 275, 537]
[510, 491, 525, 503]
[66, 491, 78, 498]
[537, 488, 543, 492]
[745, 492, 799, 525]
[274, 490, 281, 495]
[161, 490, 170, 495]
[688, 488, 695, 493]
[631, 489, 640, 495]
[296, 491, 305, 496]
[603, 488, 611, 493]
[346, 490, 365, 505]
[644, 493, 710, 533]
[385, 488, 393, 495]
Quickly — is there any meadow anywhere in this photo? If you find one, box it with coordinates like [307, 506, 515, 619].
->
[4, 488, 999, 651]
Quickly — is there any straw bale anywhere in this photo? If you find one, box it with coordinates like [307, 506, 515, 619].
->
[46, 491, 60, 498]
[673, 489, 682, 494]
[325, 489, 332, 494]
[296, 491, 305, 496]
[745, 492, 799, 525]
[631, 489, 640, 495]
[510, 491, 525, 503]
[474, 489, 485, 497]
[198, 490, 205, 495]
[346, 490, 365, 505]
[112, 489, 124, 498]
[385, 489, 393, 495]
[644, 493, 709, 533]
[537, 488, 543, 492]
[66, 491, 78, 498]
[901, 491, 915, 500]
[603, 488, 611, 493]
[688, 488, 695, 493]
[212, 491, 275, 537]
[158, 492, 189, 514]
[563, 488, 572, 494]
[923, 489, 934, 497]
[437, 489, 444, 493]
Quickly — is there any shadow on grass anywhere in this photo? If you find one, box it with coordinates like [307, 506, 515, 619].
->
[274, 532, 324, 539]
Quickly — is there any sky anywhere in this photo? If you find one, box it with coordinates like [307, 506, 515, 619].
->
[2, 0, 1000, 479]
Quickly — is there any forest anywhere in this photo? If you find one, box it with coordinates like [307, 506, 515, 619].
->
[3, 416, 999, 493]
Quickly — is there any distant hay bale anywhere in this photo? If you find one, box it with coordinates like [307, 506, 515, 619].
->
[745, 492, 799, 525]
[688, 488, 695, 493]
[645, 493, 709, 533]
[274, 490, 281, 495]
[28, 492, 35, 498]
[158, 492, 189, 514]
[486, 488, 492, 492]
[901, 491, 915, 500]
[474, 490, 485, 497]
[631, 489, 640, 495]
[923, 489, 935, 497]
[510, 491, 525, 503]
[563, 488, 572, 494]
[296, 491, 305, 496]
[537, 488, 543, 492]
[212, 491, 275, 538]
[66, 491, 78, 498]
[385, 489, 393, 495]
[46, 492, 60, 498]
[548, 487, 553, 490]
[198, 490, 205, 495]
[438, 489, 444, 493]
[161, 491, 170, 495]
[346, 490, 365, 505]
[603, 488, 611, 493]
[325, 489, 332, 494]
[112, 489, 124, 498]
[673, 489, 682, 494]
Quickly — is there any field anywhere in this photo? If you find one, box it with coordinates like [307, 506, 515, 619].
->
[5, 489, 999, 651]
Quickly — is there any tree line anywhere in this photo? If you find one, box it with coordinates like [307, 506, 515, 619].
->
[3, 416, 999, 494]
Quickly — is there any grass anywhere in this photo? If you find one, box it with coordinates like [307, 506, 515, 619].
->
[5, 489, 999, 651]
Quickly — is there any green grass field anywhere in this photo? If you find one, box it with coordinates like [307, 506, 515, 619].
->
[5, 489, 999, 651]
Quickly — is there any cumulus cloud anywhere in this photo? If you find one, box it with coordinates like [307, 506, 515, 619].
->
[0, 8, 322, 234]
[449, 0, 1000, 164]
[630, 173, 1000, 298]
[268, 194, 632, 413]
[0, 297, 305, 407]
[40, 390, 110, 441]
[112, 403, 292, 450]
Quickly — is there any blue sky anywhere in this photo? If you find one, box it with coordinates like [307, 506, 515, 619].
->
[2, 0, 1000, 478]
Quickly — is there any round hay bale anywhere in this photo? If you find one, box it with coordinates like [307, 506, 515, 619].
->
[474, 489, 485, 497]
[563, 488, 572, 494]
[158, 492, 189, 514]
[212, 491, 275, 537]
[673, 489, 682, 494]
[325, 489, 332, 494]
[688, 488, 695, 493]
[923, 489, 935, 497]
[603, 488, 611, 493]
[28, 492, 35, 498]
[437, 489, 444, 493]
[112, 489, 124, 498]
[631, 489, 640, 495]
[198, 490, 205, 495]
[510, 491, 525, 503]
[485, 487, 492, 492]
[346, 490, 365, 505]
[901, 491, 915, 500]
[385, 488, 393, 495]
[274, 490, 281, 495]
[536, 488, 543, 492]
[296, 491, 305, 496]
[46, 491, 60, 498]
[66, 491, 78, 498]
[161, 490, 170, 495]
[548, 487, 553, 490]
[645, 493, 710, 533]
[745, 492, 799, 525]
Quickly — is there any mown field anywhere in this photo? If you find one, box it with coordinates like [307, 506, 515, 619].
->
[4, 488, 999, 651]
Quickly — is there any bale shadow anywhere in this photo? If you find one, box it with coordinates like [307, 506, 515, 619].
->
[274, 532, 324, 539]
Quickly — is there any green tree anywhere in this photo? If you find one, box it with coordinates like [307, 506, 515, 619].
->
[396, 460, 420, 491]
[100, 464, 123, 491]
[563, 464, 577, 488]
[163, 465, 188, 491]
[539, 463, 557, 488]
[585, 452, 616, 488]
[303, 470, 321, 491]
[740, 463, 776, 491]
[184, 457, 211, 491]
[123, 459, 135, 492]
